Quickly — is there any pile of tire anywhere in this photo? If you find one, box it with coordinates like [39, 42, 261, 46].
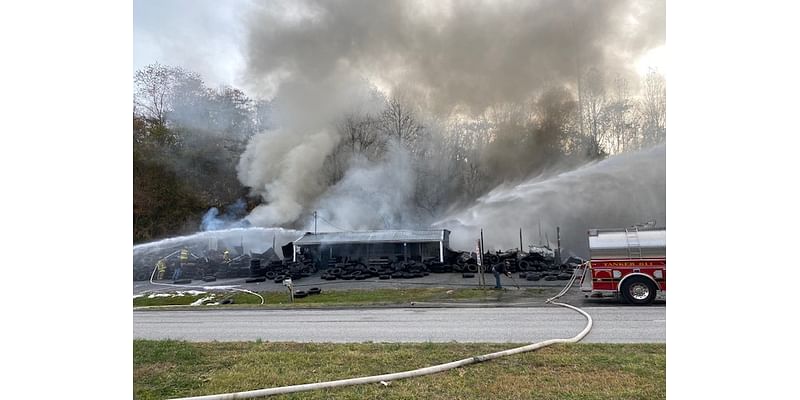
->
[532, 268, 576, 281]
[319, 260, 434, 281]
[246, 259, 318, 284]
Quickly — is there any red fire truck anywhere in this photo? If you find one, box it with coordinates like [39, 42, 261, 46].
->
[580, 225, 666, 305]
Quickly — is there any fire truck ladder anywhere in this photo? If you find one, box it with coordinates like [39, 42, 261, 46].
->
[625, 227, 643, 259]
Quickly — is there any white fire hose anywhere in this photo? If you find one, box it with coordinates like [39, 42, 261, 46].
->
[169, 263, 592, 400]
[146, 260, 265, 305]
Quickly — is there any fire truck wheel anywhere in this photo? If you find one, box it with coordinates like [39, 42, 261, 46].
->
[621, 276, 657, 305]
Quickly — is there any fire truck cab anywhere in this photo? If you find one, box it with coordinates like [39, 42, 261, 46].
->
[580, 225, 666, 305]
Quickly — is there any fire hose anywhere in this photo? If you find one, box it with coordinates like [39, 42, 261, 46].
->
[146, 260, 265, 305]
[169, 263, 592, 400]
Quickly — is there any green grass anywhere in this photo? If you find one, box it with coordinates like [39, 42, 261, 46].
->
[133, 341, 665, 399]
[133, 287, 553, 308]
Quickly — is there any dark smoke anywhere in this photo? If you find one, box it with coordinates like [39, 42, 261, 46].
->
[243, 0, 665, 114]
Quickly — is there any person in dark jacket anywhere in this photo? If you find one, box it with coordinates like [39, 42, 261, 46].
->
[491, 262, 511, 289]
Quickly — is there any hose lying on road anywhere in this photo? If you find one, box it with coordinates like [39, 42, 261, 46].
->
[146, 262, 265, 305]
[169, 263, 592, 400]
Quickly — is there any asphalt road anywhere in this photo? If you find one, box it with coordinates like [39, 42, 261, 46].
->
[133, 306, 665, 343]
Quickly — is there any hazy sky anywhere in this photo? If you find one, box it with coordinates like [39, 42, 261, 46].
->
[133, 0, 248, 88]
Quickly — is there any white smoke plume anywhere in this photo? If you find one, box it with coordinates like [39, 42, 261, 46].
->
[311, 141, 419, 230]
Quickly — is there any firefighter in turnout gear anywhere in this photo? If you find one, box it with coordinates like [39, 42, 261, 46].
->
[156, 259, 167, 280]
[174, 248, 189, 280]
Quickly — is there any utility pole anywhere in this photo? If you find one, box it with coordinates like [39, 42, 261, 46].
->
[538, 219, 543, 246]
[480, 229, 486, 288]
[314, 211, 318, 235]
[556, 226, 562, 265]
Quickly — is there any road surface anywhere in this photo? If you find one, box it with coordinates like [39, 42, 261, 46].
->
[133, 306, 665, 343]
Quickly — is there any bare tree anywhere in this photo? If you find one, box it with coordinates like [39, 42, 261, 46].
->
[338, 112, 384, 159]
[639, 69, 666, 146]
[134, 63, 175, 125]
[380, 95, 424, 147]
[580, 68, 609, 157]
[606, 75, 638, 154]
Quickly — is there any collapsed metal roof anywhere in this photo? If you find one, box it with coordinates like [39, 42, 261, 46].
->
[294, 230, 449, 246]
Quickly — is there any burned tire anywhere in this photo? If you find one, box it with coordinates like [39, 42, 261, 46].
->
[519, 273, 527, 279]
[462, 273, 475, 278]
[308, 287, 321, 295]
[379, 275, 390, 280]
[265, 271, 277, 280]
[202, 276, 217, 282]
[526, 273, 540, 281]
[294, 290, 308, 298]
[519, 260, 531, 271]
[245, 277, 266, 283]
[466, 264, 478, 273]
[620, 276, 657, 305]
[173, 279, 192, 284]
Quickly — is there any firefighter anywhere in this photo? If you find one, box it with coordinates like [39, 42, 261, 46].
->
[491, 261, 511, 289]
[223, 249, 231, 263]
[156, 259, 167, 280]
[174, 248, 189, 280]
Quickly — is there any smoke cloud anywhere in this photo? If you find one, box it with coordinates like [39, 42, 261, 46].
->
[243, 0, 665, 114]
[233, 0, 666, 244]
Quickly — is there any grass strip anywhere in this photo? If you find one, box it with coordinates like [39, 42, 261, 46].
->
[133, 287, 552, 308]
[134, 341, 665, 400]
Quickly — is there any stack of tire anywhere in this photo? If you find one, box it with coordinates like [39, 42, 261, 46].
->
[244, 258, 318, 284]
[319, 260, 432, 281]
